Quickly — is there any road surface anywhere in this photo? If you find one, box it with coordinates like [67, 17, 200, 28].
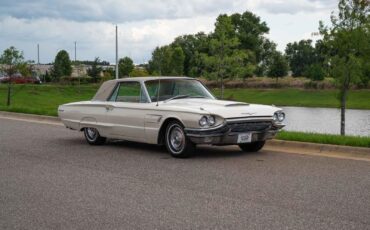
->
[0, 117, 369, 230]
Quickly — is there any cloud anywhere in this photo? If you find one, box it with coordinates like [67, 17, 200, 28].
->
[0, 0, 245, 22]
[0, 15, 215, 64]
[256, 0, 337, 15]
[0, 0, 337, 64]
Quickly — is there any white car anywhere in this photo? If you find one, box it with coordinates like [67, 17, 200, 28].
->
[58, 77, 285, 157]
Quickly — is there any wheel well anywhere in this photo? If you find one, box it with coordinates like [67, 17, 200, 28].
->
[157, 118, 183, 145]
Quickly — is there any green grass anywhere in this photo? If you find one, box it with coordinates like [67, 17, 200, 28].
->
[277, 131, 370, 148]
[0, 84, 98, 116]
[214, 88, 370, 110]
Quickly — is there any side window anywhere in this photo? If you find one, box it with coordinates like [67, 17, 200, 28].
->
[108, 82, 148, 103]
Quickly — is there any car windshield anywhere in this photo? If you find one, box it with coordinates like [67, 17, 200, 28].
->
[145, 79, 215, 102]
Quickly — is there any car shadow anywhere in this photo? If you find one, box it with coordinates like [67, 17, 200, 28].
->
[106, 139, 168, 156]
[194, 145, 261, 159]
[57, 137, 260, 159]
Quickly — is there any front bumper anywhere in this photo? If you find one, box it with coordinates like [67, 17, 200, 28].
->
[185, 119, 284, 145]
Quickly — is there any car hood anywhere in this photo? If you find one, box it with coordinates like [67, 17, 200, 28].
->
[160, 99, 281, 118]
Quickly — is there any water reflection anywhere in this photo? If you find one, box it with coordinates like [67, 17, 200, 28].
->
[281, 106, 370, 137]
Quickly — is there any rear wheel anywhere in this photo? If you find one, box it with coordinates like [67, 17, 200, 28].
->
[165, 121, 195, 158]
[83, 127, 106, 145]
[239, 141, 265, 152]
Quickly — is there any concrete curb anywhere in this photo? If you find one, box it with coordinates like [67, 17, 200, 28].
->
[1, 111, 369, 160]
[0, 111, 60, 122]
[266, 139, 370, 158]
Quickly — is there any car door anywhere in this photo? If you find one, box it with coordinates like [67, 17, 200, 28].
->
[105, 81, 149, 142]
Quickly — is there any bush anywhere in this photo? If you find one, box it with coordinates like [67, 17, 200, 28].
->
[304, 63, 325, 81]
[59, 76, 93, 85]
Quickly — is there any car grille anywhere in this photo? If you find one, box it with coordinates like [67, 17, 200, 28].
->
[228, 121, 272, 133]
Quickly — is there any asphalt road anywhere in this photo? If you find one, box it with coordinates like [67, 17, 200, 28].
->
[1, 118, 370, 230]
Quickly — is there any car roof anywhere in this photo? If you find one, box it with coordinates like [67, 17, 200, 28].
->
[92, 76, 195, 101]
[110, 76, 194, 82]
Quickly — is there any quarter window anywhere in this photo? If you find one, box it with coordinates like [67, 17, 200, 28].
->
[108, 82, 148, 103]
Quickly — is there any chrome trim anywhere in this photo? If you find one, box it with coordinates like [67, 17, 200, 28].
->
[226, 116, 273, 123]
[184, 122, 227, 132]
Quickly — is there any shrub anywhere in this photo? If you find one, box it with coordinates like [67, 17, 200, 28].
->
[304, 63, 325, 81]
[59, 76, 93, 85]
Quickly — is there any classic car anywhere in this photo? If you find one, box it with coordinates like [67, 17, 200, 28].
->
[58, 77, 285, 157]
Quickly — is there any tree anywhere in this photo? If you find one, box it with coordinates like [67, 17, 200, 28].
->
[169, 46, 185, 75]
[148, 45, 183, 76]
[118, 56, 134, 77]
[304, 63, 325, 81]
[87, 57, 102, 83]
[103, 68, 115, 79]
[171, 33, 210, 77]
[201, 14, 254, 98]
[0, 46, 24, 106]
[319, 0, 369, 135]
[230, 11, 273, 75]
[267, 51, 288, 82]
[52, 50, 72, 80]
[130, 67, 150, 77]
[256, 38, 278, 76]
[285, 39, 317, 77]
[17, 62, 33, 77]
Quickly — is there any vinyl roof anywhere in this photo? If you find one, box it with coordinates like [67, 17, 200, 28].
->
[110, 76, 193, 82]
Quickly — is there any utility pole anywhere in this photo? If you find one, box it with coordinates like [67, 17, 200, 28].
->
[37, 44, 40, 64]
[75, 41, 80, 93]
[115, 25, 119, 79]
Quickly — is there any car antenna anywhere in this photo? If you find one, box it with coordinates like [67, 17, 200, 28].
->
[156, 78, 160, 106]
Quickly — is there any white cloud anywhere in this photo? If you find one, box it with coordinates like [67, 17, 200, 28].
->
[255, 0, 336, 15]
[0, 0, 338, 64]
[0, 16, 215, 64]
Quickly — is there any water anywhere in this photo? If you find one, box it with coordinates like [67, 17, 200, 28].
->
[281, 106, 370, 137]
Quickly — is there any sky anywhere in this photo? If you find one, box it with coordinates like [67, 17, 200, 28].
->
[0, 0, 338, 64]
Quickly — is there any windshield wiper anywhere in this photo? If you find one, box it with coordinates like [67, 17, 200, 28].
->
[164, 95, 190, 103]
[188, 95, 206, 98]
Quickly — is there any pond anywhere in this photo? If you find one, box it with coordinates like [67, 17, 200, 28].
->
[281, 106, 370, 137]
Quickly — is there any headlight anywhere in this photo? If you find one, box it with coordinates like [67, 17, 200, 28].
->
[277, 112, 285, 122]
[273, 113, 278, 121]
[208, 116, 216, 126]
[199, 115, 216, 127]
[199, 116, 208, 127]
[273, 111, 285, 122]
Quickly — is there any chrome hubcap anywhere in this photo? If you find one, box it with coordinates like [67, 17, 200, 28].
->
[169, 126, 184, 152]
[86, 128, 97, 141]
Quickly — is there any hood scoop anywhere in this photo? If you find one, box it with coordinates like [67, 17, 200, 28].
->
[225, 103, 249, 107]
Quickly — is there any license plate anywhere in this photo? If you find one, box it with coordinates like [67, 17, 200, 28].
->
[237, 133, 252, 143]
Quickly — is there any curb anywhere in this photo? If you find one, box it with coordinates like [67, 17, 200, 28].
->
[0, 111, 60, 122]
[265, 139, 370, 161]
[1, 111, 369, 160]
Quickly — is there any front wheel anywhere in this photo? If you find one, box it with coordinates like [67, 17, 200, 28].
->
[239, 141, 265, 152]
[165, 121, 195, 158]
[83, 127, 106, 145]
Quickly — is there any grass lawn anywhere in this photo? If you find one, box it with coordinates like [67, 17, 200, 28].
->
[0, 84, 99, 116]
[276, 131, 370, 148]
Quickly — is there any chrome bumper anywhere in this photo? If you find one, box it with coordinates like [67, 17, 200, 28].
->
[185, 120, 284, 145]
